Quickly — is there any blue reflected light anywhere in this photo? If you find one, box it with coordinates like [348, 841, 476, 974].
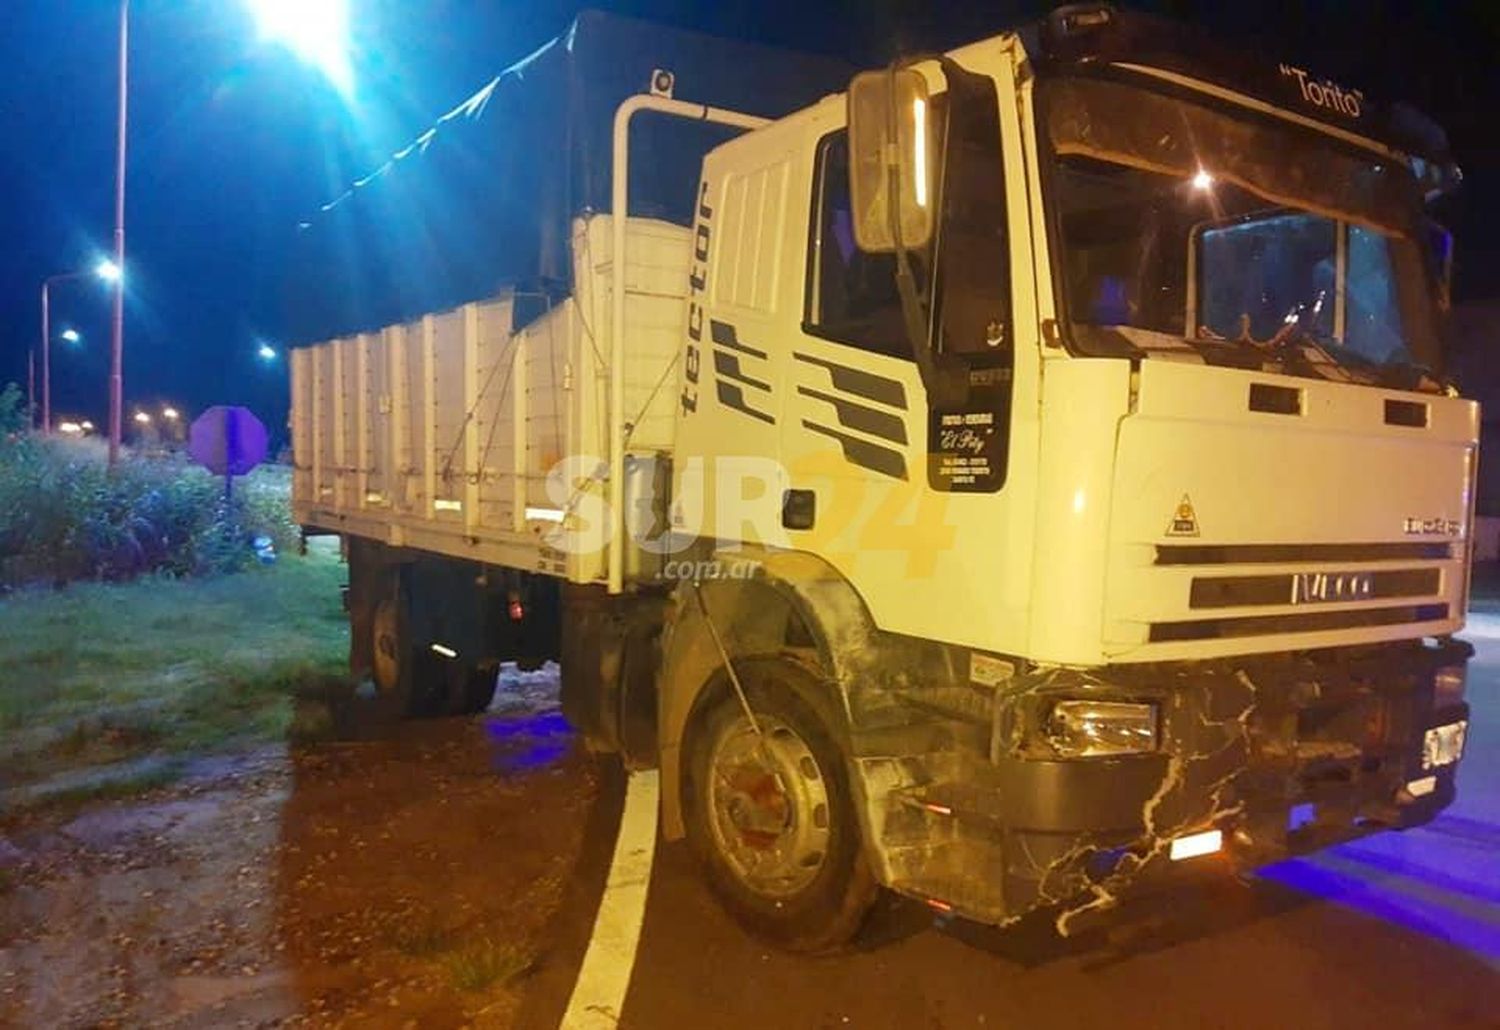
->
[484, 709, 574, 773]
[1260, 815, 1500, 964]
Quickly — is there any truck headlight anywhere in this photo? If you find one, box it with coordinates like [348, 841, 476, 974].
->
[1046, 699, 1159, 758]
[1433, 665, 1466, 707]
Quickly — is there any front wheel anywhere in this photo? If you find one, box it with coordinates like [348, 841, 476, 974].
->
[683, 657, 877, 952]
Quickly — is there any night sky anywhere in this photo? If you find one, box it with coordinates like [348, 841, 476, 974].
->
[1, 1, 1496, 433]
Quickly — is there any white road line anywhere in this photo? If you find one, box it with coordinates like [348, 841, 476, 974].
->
[560, 769, 660, 1029]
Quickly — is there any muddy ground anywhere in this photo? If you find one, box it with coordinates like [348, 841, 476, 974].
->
[0, 667, 595, 1028]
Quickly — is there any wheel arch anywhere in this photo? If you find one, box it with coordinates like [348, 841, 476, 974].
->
[657, 548, 882, 840]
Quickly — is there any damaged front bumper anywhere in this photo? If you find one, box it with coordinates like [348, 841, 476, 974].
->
[869, 636, 1472, 934]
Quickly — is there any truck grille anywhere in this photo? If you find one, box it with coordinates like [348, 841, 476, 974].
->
[1122, 540, 1460, 650]
[1188, 568, 1441, 609]
[1149, 603, 1450, 642]
[1156, 542, 1455, 565]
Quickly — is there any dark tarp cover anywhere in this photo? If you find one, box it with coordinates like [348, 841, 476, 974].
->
[284, 10, 852, 343]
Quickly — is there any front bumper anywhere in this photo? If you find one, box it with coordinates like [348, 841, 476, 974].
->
[874, 636, 1471, 932]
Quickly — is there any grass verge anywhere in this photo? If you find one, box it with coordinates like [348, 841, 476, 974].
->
[0, 547, 348, 795]
[34, 761, 187, 811]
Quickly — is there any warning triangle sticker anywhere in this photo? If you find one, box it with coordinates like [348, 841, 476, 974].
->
[1166, 494, 1200, 537]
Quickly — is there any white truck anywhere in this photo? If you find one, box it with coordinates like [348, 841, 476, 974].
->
[291, 5, 1475, 949]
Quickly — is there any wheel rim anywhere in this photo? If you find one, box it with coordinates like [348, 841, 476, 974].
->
[371, 597, 401, 694]
[705, 711, 832, 900]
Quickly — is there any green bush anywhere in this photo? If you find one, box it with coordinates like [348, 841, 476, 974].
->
[0, 382, 26, 436]
[0, 424, 298, 588]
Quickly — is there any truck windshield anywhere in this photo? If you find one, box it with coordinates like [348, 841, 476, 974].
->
[1041, 75, 1443, 391]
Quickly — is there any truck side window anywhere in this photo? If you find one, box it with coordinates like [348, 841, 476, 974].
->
[804, 132, 923, 360]
[805, 98, 1010, 363]
[932, 83, 1011, 357]
[927, 70, 1014, 493]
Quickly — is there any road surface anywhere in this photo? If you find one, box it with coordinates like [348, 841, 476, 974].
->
[520, 617, 1500, 1030]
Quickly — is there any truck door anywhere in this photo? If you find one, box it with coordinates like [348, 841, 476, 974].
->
[780, 50, 1040, 653]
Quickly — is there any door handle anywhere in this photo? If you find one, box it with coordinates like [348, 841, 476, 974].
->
[781, 489, 816, 530]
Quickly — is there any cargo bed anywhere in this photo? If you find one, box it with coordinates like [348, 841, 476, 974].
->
[290, 215, 690, 585]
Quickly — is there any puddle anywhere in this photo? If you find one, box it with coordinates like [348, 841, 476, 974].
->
[484, 710, 574, 773]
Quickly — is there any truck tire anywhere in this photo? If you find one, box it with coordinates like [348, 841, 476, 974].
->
[368, 574, 445, 719]
[683, 656, 877, 953]
[446, 662, 498, 716]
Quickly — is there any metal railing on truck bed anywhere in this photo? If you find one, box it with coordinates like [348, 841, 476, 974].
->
[290, 214, 691, 585]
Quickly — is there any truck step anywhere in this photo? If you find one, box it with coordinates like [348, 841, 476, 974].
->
[883, 840, 1010, 924]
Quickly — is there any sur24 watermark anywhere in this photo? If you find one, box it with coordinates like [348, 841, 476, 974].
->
[534, 453, 956, 580]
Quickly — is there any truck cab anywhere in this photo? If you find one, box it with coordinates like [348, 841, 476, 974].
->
[655, 5, 1473, 942]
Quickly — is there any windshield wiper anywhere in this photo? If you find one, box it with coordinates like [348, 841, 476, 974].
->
[1250, 295, 1426, 389]
[1264, 291, 1331, 351]
[1269, 324, 1443, 392]
[1189, 322, 1384, 386]
[1198, 337, 1278, 371]
[1264, 328, 1363, 384]
[1185, 324, 1283, 372]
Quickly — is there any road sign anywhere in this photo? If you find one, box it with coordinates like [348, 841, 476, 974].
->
[188, 405, 267, 478]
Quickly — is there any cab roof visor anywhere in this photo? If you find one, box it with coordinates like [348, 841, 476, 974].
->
[1028, 8, 1454, 165]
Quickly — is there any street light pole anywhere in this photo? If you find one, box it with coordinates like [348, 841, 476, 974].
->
[87, 1, 343, 456]
[40, 272, 86, 436]
[39, 271, 100, 436]
[108, 0, 129, 466]
[41, 280, 51, 434]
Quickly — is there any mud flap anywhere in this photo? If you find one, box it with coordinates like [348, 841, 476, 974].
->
[560, 584, 667, 764]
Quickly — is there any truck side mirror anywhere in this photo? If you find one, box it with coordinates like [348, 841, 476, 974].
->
[847, 67, 935, 253]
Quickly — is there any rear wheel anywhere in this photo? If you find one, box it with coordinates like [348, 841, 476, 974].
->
[683, 657, 877, 952]
[367, 576, 444, 718]
[445, 661, 498, 715]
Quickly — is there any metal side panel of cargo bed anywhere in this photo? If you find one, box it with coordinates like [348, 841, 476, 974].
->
[290, 214, 692, 584]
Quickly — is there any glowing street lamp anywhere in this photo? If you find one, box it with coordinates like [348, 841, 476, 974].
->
[95, 258, 123, 283]
[133, 410, 151, 426]
[246, 0, 354, 95]
[162, 406, 180, 421]
[60, 329, 81, 344]
[257, 343, 278, 361]
[100, 1, 350, 463]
